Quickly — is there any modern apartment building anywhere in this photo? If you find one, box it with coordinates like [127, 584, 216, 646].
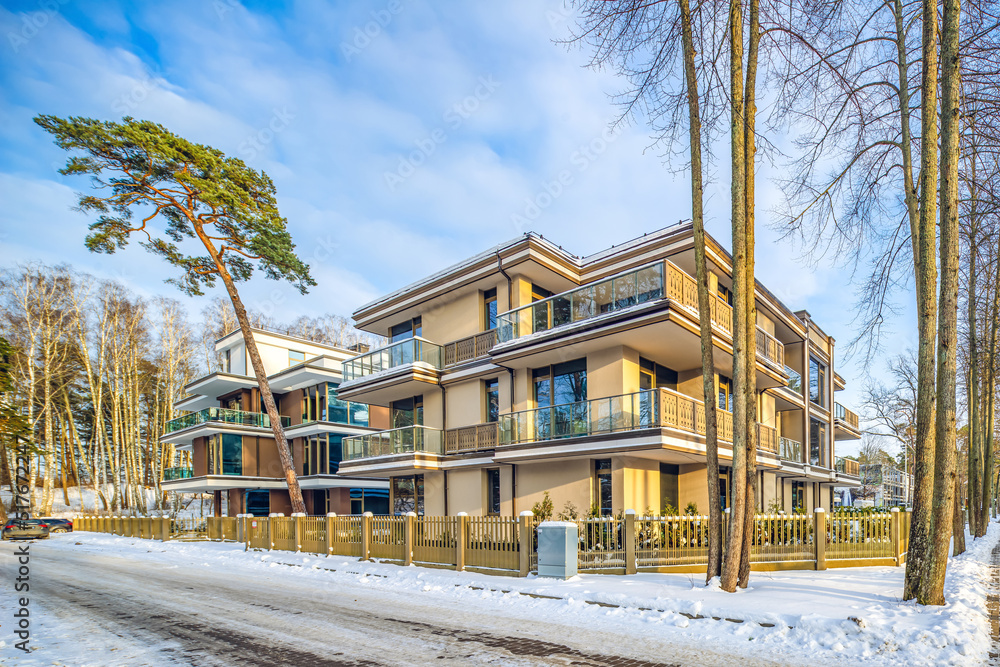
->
[334, 224, 862, 517]
[160, 328, 390, 516]
[857, 463, 912, 507]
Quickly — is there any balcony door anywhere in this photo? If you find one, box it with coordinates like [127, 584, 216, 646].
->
[533, 359, 587, 439]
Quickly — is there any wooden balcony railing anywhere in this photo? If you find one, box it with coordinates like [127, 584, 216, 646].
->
[836, 457, 860, 476]
[756, 423, 779, 455]
[444, 423, 499, 454]
[755, 327, 785, 368]
[835, 403, 860, 429]
[443, 330, 497, 367]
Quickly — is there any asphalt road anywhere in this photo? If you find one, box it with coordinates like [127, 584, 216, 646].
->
[0, 538, 788, 667]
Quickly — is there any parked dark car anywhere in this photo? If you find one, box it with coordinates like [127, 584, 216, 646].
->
[2, 519, 51, 540]
[39, 518, 73, 533]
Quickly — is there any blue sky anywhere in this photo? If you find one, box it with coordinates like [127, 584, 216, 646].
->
[0, 0, 919, 455]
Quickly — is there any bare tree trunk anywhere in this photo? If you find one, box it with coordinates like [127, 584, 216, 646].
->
[679, 0, 722, 584]
[190, 221, 305, 515]
[953, 470, 966, 555]
[919, 0, 960, 606]
[721, 0, 748, 594]
[738, 0, 760, 590]
[903, 0, 940, 603]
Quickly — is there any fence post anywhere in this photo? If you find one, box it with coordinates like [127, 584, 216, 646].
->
[814, 508, 827, 570]
[361, 512, 373, 561]
[624, 509, 637, 575]
[292, 512, 306, 553]
[890, 507, 901, 565]
[518, 511, 533, 577]
[404, 512, 415, 566]
[456, 513, 468, 572]
[326, 513, 336, 557]
[160, 517, 171, 542]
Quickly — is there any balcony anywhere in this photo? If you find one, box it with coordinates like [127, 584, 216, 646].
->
[443, 330, 497, 367]
[444, 423, 499, 454]
[834, 402, 862, 440]
[163, 466, 192, 480]
[343, 337, 443, 380]
[342, 425, 444, 461]
[498, 387, 780, 458]
[755, 327, 785, 369]
[338, 338, 444, 405]
[778, 437, 802, 463]
[836, 456, 861, 477]
[164, 408, 290, 434]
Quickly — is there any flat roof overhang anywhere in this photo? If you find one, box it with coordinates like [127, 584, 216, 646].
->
[267, 362, 344, 393]
[834, 421, 862, 441]
[284, 421, 377, 439]
[298, 476, 389, 490]
[174, 394, 218, 412]
[489, 301, 788, 390]
[161, 475, 288, 492]
[159, 422, 273, 447]
[335, 363, 441, 406]
[336, 452, 446, 478]
[181, 372, 258, 401]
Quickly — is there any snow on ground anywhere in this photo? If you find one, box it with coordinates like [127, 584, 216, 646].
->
[26, 521, 1000, 666]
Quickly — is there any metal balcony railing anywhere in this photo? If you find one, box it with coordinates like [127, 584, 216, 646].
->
[165, 408, 290, 434]
[342, 337, 443, 381]
[342, 425, 444, 461]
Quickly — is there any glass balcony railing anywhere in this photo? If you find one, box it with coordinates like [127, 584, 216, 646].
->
[342, 337, 443, 381]
[163, 466, 193, 480]
[779, 437, 801, 462]
[342, 425, 444, 461]
[784, 366, 803, 395]
[497, 262, 667, 343]
[498, 387, 780, 451]
[165, 408, 291, 433]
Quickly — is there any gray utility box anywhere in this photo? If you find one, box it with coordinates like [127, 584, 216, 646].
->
[537, 521, 578, 579]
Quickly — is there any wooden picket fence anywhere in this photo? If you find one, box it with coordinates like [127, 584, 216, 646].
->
[73, 508, 912, 577]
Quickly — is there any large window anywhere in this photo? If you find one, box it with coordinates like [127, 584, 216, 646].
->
[533, 359, 587, 439]
[718, 375, 734, 412]
[350, 488, 390, 515]
[390, 396, 423, 428]
[809, 357, 827, 407]
[485, 378, 500, 423]
[639, 357, 678, 391]
[486, 468, 501, 515]
[660, 463, 679, 514]
[391, 475, 424, 515]
[595, 459, 613, 516]
[207, 434, 242, 475]
[390, 316, 422, 342]
[484, 288, 498, 331]
[810, 418, 826, 467]
[303, 433, 345, 475]
[792, 481, 805, 511]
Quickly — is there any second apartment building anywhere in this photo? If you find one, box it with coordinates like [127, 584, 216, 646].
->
[335, 225, 861, 517]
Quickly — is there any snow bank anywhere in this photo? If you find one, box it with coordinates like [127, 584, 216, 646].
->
[39, 521, 1000, 665]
